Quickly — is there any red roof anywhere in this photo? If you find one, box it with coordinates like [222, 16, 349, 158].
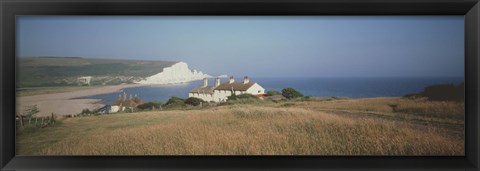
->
[189, 86, 215, 94]
[213, 82, 256, 91]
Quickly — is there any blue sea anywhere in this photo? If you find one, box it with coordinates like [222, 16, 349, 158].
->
[83, 77, 464, 105]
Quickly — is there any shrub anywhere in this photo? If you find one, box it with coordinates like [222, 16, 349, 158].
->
[81, 108, 91, 114]
[136, 102, 163, 111]
[124, 108, 133, 113]
[184, 97, 205, 106]
[403, 82, 464, 102]
[164, 96, 185, 106]
[228, 93, 258, 102]
[299, 96, 318, 101]
[421, 83, 464, 101]
[266, 90, 281, 96]
[18, 105, 40, 128]
[236, 94, 258, 99]
[227, 93, 237, 101]
[228, 98, 270, 105]
[403, 93, 420, 99]
[387, 103, 398, 112]
[281, 87, 304, 99]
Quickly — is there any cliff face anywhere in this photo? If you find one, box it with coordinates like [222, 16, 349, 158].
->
[136, 62, 210, 84]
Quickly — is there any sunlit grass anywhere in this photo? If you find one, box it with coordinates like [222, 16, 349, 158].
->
[16, 98, 464, 156]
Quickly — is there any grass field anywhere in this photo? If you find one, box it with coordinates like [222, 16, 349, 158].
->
[16, 97, 464, 155]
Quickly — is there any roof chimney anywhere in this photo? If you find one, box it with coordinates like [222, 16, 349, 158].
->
[243, 76, 249, 84]
[229, 76, 234, 83]
[215, 78, 221, 87]
[203, 77, 208, 87]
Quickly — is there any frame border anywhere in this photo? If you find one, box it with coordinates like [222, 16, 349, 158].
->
[1, 0, 479, 170]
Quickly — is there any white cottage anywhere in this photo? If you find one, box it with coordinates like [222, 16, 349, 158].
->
[189, 76, 265, 102]
[77, 76, 92, 86]
[188, 78, 217, 102]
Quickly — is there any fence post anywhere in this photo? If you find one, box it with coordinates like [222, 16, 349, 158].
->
[51, 113, 55, 125]
[19, 115, 24, 128]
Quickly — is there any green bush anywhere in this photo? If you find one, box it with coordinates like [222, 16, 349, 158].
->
[184, 97, 205, 106]
[236, 94, 258, 99]
[227, 93, 237, 101]
[403, 82, 464, 102]
[124, 108, 133, 113]
[300, 96, 317, 101]
[81, 108, 91, 114]
[421, 83, 464, 101]
[164, 96, 185, 106]
[136, 102, 163, 111]
[266, 90, 281, 96]
[228, 98, 271, 105]
[281, 87, 304, 99]
[228, 93, 258, 101]
[227, 93, 268, 105]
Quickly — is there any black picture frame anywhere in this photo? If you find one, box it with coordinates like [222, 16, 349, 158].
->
[1, 0, 479, 170]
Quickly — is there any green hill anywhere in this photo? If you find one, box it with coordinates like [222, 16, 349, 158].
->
[17, 57, 178, 87]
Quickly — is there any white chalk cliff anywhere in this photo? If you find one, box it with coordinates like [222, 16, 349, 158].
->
[136, 62, 210, 85]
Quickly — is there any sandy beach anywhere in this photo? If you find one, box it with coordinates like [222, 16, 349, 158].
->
[16, 84, 144, 117]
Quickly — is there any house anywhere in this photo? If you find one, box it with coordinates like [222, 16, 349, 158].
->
[113, 93, 145, 112]
[97, 105, 120, 114]
[189, 76, 266, 102]
[189, 78, 216, 102]
[99, 93, 145, 113]
[77, 76, 92, 86]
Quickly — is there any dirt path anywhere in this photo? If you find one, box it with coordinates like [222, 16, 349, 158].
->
[17, 84, 144, 117]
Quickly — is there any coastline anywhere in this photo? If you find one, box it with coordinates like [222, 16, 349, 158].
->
[17, 84, 145, 117]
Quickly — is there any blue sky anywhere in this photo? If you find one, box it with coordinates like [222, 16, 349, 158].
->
[16, 16, 464, 78]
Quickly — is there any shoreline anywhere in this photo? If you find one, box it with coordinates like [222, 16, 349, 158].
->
[17, 84, 146, 117]
[17, 82, 404, 117]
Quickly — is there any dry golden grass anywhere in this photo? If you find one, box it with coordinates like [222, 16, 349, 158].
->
[16, 98, 464, 156]
[292, 97, 464, 124]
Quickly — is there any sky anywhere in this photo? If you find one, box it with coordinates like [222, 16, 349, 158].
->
[16, 16, 464, 78]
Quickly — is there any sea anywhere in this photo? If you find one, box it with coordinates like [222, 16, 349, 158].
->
[82, 77, 464, 105]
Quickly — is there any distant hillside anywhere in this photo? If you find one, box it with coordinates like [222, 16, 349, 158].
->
[404, 82, 464, 102]
[17, 57, 178, 87]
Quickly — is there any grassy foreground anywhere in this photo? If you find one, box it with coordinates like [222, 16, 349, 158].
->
[16, 97, 464, 155]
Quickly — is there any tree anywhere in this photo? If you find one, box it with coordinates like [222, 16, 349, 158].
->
[23, 105, 39, 126]
[124, 108, 133, 113]
[266, 90, 281, 96]
[281, 88, 304, 99]
[81, 108, 91, 114]
[136, 102, 163, 111]
[184, 97, 205, 106]
[165, 96, 185, 106]
[403, 82, 464, 102]
[227, 90, 237, 101]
